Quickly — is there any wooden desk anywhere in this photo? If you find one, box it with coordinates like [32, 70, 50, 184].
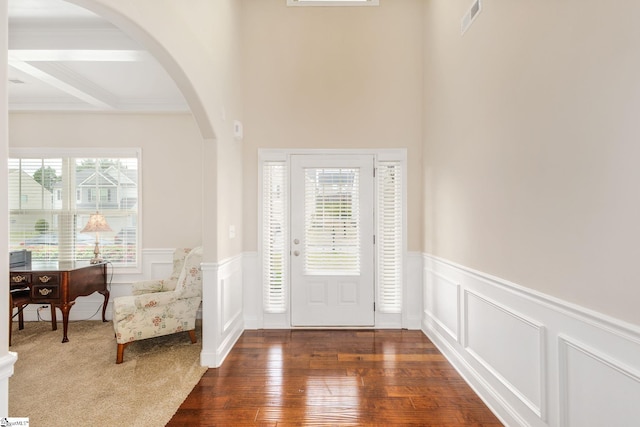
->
[10, 261, 109, 343]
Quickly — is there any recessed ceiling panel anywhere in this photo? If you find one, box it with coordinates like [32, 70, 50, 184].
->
[8, 0, 189, 112]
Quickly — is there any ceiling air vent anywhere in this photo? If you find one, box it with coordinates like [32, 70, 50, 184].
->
[9, 79, 25, 84]
[461, 0, 482, 35]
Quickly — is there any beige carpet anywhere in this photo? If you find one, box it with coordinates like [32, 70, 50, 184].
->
[9, 319, 207, 427]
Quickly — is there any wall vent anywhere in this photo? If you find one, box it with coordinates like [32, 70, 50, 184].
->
[461, 0, 482, 35]
[9, 79, 25, 84]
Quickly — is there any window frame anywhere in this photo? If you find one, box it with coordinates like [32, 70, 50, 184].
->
[9, 147, 142, 272]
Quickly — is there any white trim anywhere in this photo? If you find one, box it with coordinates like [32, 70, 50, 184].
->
[558, 335, 640, 427]
[200, 255, 244, 368]
[423, 253, 640, 427]
[423, 316, 526, 427]
[424, 269, 460, 341]
[0, 352, 18, 382]
[402, 251, 422, 329]
[426, 253, 640, 342]
[463, 290, 547, 420]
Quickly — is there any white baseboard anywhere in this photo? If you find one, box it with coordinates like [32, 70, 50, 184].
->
[422, 254, 640, 427]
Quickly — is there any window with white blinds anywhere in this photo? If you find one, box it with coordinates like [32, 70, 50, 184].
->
[262, 161, 288, 313]
[304, 167, 360, 275]
[8, 150, 140, 267]
[376, 161, 403, 313]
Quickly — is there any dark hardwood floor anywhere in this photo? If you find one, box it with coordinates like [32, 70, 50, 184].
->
[168, 330, 503, 426]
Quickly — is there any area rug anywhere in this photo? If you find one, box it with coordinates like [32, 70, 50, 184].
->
[9, 319, 207, 427]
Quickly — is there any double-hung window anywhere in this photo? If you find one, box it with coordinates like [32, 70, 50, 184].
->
[8, 148, 141, 268]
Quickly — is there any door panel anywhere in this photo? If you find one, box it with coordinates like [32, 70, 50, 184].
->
[290, 154, 374, 326]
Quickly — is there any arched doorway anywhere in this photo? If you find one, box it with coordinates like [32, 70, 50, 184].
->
[2, 1, 222, 412]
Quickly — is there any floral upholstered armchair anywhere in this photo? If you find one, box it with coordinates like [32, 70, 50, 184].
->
[112, 247, 203, 364]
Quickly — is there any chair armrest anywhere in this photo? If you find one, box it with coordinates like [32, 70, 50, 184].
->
[113, 295, 138, 318]
[113, 292, 178, 319]
[131, 278, 177, 295]
[133, 291, 177, 309]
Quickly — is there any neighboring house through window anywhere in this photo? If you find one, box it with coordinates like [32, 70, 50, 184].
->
[8, 148, 141, 268]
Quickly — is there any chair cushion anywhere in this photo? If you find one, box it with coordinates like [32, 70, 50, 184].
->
[163, 248, 193, 291]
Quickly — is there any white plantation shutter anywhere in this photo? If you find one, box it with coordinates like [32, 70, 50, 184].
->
[9, 158, 62, 262]
[304, 167, 360, 275]
[377, 161, 402, 313]
[263, 161, 288, 313]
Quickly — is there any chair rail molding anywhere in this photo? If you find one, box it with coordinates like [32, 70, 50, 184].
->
[422, 253, 640, 427]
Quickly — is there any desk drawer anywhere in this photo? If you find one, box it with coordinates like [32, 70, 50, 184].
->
[31, 274, 60, 300]
[31, 284, 59, 300]
[33, 274, 59, 286]
[10, 273, 31, 286]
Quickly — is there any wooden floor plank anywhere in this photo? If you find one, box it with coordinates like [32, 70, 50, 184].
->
[167, 330, 503, 426]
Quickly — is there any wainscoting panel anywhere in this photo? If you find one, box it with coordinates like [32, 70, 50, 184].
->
[222, 258, 243, 334]
[422, 254, 640, 427]
[242, 252, 261, 329]
[200, 254, 244, 368]
[464, 291, 545, 418]
[424, 269, 460, 341]
[559, 336, 640, 427]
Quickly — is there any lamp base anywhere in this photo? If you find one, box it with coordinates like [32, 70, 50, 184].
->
[90, 241, 104, 264]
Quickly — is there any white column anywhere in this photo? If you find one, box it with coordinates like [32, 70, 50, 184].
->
[1, 0, 19, 417]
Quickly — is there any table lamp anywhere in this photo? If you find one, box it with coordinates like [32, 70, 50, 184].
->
[81, 211, 112, 264]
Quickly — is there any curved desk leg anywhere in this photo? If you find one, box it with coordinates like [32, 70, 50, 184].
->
[60, 303, 73, 343]
[99, 289, 110, 322]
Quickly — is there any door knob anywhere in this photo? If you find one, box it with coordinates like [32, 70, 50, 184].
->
[293, 239, 300, 245]
[293, 250, 300, 256]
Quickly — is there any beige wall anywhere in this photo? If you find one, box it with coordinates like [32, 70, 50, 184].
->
[423, 1, 640, 326]
[9, 113, 203, 249]
[241, 0, 424, 252]
[71, 0, 245, 261]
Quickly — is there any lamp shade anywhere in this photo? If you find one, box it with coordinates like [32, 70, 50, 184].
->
[81, 212, 113, 233]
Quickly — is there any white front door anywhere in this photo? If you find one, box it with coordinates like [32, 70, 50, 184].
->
[290, 154, 375, 327]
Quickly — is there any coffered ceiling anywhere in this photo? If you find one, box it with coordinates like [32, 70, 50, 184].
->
[7, 0, 188, 112]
